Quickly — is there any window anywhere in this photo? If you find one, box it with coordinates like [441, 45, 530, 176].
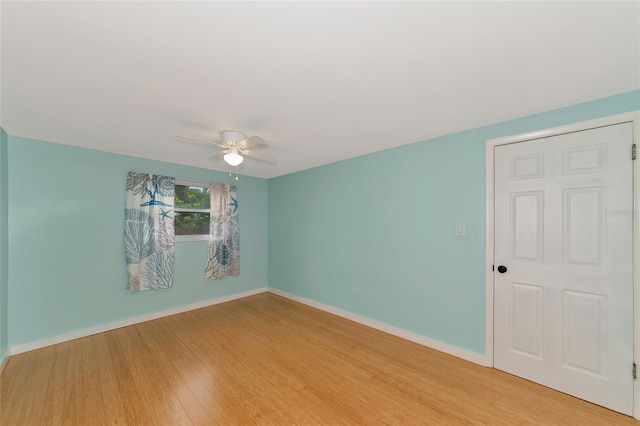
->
[174, 179, 210, 242]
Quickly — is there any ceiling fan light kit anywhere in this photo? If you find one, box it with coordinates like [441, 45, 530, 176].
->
[221, 132, 246, 166]
[223, 147, 244, 166]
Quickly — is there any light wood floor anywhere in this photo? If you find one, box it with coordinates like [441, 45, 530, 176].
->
[1, 293, 637, 425]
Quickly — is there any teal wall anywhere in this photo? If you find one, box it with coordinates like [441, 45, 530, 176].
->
[0, 128, 8, 362]
[268, 90, 640, 355]
[7, 136, 268, 347]
[2, 90, 639, 355]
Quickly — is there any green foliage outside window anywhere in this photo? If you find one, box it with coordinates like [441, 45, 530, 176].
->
[175, 185, 210, 209]
[174, 212, 210, 228]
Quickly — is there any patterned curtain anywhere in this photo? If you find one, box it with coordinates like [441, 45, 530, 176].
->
[124, 172, 175, 293]
[204, 183, 240, 280]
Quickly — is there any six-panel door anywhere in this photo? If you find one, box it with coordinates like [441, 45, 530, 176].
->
[494, 123, 634, 415]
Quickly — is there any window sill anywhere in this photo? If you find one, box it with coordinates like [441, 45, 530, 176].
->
[176, 234, 209, 243]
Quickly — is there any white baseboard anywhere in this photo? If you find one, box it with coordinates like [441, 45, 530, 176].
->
[268, 288, 490, 367]
[9, 287, 268, 356]
[0, 348, 9, 375]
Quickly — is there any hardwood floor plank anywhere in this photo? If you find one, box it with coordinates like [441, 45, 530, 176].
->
[1, 293, 638, 425]
[141, 316, 223, 424]
[106, 325, 192, 425]
[82, 334, 128, 425]
[32, 344, 67, 425]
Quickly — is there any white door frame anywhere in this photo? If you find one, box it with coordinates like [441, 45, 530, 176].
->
[485, 111, 640, 418]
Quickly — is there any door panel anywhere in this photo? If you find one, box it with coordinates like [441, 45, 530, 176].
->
[563, 187, 604, 266]
[510, 282, 544, 359]
[494, 122, 634, 415]
[511, 191, 543, 262]
[563, 290, 606, 376]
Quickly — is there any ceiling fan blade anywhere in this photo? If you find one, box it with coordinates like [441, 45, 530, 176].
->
[176, 134, 224, 148]
[238, 135, 266, 149]
[209, 151, 225, 160]
[243, 150, 277, 164]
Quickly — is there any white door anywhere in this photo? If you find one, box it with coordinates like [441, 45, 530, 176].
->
[494, 122, 634, 415]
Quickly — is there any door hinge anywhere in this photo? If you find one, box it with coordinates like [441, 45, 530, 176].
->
[633, 144, 636, 160]
[633, 363, 636, 379]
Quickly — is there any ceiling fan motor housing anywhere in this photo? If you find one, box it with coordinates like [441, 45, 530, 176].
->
[221, 131, 246, 144]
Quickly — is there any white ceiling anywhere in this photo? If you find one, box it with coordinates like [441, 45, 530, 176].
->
[2, 1, 639, 178]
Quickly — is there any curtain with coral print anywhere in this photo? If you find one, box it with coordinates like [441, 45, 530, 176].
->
[204, 183, 239, 280]
[124, 172, 176, 293]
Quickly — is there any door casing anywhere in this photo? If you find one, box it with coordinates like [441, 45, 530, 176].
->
[485, 111, 640, 419]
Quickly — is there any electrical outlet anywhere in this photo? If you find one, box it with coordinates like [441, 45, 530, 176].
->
[351, 283, 357, 294]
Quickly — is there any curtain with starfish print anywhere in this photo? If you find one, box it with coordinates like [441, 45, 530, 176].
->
[203, 183, 240, 280]
[124, 172, 176, 293]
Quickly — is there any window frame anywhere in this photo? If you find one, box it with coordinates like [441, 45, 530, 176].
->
[174, 178, 211, 243]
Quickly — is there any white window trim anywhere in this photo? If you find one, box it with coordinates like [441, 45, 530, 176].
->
[174, 178, 211, 243]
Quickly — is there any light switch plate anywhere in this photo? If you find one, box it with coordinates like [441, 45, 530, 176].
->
[456, 223, 466, 237]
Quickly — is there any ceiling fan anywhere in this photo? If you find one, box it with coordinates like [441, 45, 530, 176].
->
[176, 131, 276, 166]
